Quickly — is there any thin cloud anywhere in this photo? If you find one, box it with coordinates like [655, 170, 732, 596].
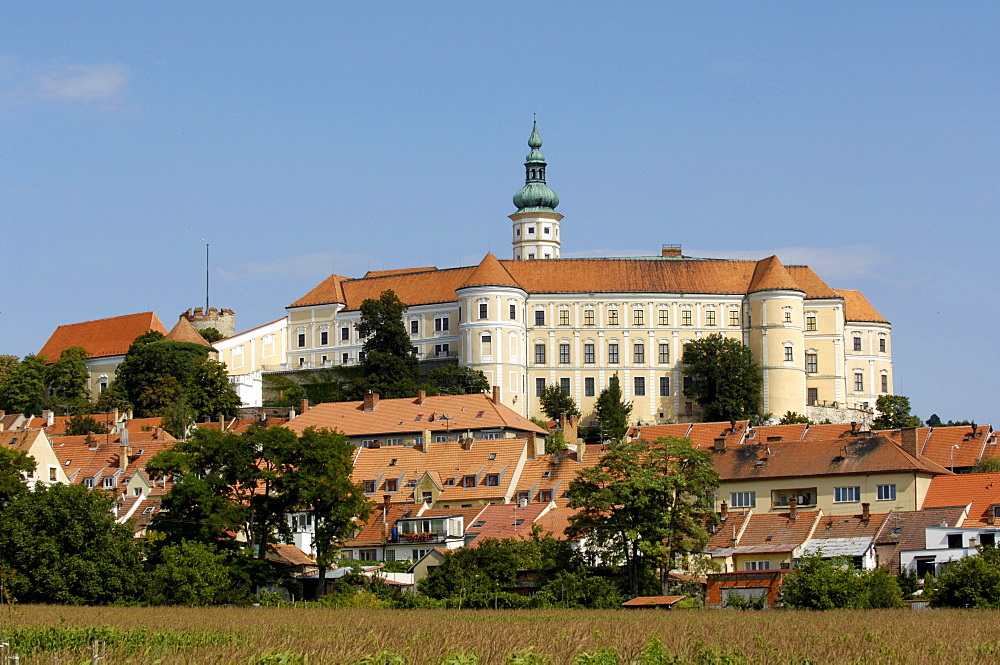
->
[36, 62, 127, 102]
[218, 251, 383, 283]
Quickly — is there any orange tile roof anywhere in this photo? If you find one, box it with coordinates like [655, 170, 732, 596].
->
[810, 512, 891, 541]
[712, 435, 951, 481]
[801, 423, 872, 440]
[351, 438, 528, 504]
[836, 289, 888, 324]
[882, 425, 994, 469]
[285, 393, 546, 438]
[747, 256, 802, 294]
[531, 504, 579, 540]
[0, 429, 44, 454]
[745, 424, 809, 443]
[267, 544, 317, 567]
[686, 421, 750, 449]
[465, 502, 553, 546]
[364, 267, 438, 278]
[875, 506, 968, 571]
[51, 434, 177, 490]
[622, 595, 686, 607]
[38, 312, 167, 362]
[708, 511, 821, 554]
[194, 417, 290, 434]
[164, 316, 214, 347]
[291, 256, 847, 310]
[628, 423, 693, 441]
[515, 453, 589, 506]
[345, 503, 419, 547]
[922, 472, 1000, 526]
[706, 511, 753, 550]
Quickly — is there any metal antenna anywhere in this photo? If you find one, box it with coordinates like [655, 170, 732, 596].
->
[205, 243, 210, 311]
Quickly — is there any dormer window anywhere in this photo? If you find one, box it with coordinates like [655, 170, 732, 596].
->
[463, 475, 476, 488]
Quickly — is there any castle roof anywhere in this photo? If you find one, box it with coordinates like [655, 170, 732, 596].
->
[747, 256, 803, 295]
[165, 316, 214, 348]
[836, 289, 889, 324]
[38, 312, 167, 362]
[459, 253, 523, 290]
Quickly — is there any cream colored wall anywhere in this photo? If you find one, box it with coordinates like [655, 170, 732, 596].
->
[747, 291, 806, 418]
[24, 432, 69, 488]
[718, 472, 927, 516]
[731, 553, 792, 573]
[85, 357, 124, 400]
[217, 321, 288, 375]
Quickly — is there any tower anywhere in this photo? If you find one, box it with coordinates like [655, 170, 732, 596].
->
[510, 121, 563, 260]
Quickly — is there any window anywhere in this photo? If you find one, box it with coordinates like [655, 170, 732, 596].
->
[84, 478, 94, 488]
[559, 310, 569, 326]
[50, 467, 58, 482]
[834, 486, 861, 503]
[681, 310, 692, 326]
[510, 304, 517, 320]
[658, 309, 669, 326]
[854, 373, 864, 392]
[482, 334, 492, 356]
[535, 378, 546, 397]
[527, 226, 535, 234]
[881, 374, 889, 393]
[584, 343, 595, 364]
[633, 342, 645, 364]
[683, 376, 692, 391]
[341, 327, 349, 340]
[784, 311, 792, 323]
[342, 353, 350, 364]
[807, 387, 818, 406]
[463, 475, 476, 488]
[608, 343, 619, 364]
[102, 476, 115, 488]
[633, 309, 644, 326]
[435, 343, 450, 357]
[584, 309, 595, 326]
[745, 561, 770, 571]
[410, 320, 419, 334]
[559, 343, 570, 364]
[527, 253, 535, 260]
[385, 479, 398, 492]
[585, 377, 596, 397]
[784, 345, 793, 362]
[540, 489, 553, 502]
[385, 549, 396, 561]
[659, 376, 670, 396]
[322, 354, 329, 364]
[485, 474, 500, 487]
[853, 336, 862, 351]
[543, 226, 550, 235]
[535, 343, 546, 364]
[634, 376, 645, 396]
[479, 303, 488, 319]
[805, 353, 818, 373]
[806, 315, 817, 331]
[705, 310, 716, 327]
[560, 377, 570, 394]
[877, 484, 896, 501]
[658, 343, 669, 364]
[879, 338, 886, 353]
[535, 310, 545, 326]
[358, 351, 366, 362]
[297, 327, 306, 347]
[608, 309, 619, 326]
[730, 491, 755, 508]
[947, 533, 962, 549]
[435, 316, 450, 332]
[729, 309, 740, 327]
[320, 330, 328, 345]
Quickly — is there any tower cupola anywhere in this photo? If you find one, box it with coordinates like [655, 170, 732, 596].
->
[512, 121, 560, 213]
[509, 120, 564, 261]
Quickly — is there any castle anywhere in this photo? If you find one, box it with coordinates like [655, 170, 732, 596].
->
[283, 123, 892, 423]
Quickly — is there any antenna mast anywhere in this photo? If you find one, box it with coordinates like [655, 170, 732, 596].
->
[205, 243, 210, 311]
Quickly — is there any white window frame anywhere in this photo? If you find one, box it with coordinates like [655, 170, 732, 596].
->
[834, 486, 861, 503]
[877, 484, 896, 501]
[730, 491, 755, 508]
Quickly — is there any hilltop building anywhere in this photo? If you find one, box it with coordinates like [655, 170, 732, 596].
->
[283, 123, 893, 423]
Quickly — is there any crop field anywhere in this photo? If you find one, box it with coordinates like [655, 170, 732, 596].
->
[3, 606, 1000, 664]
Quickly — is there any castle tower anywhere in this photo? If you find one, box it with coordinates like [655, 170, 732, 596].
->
[180, 307, 236, 339]
[510, 121, 563, 260]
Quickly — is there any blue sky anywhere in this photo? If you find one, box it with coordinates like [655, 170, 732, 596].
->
[2, 3, 997, 423]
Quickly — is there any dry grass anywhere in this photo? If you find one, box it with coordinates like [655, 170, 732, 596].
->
[3, 605, 1000, 664]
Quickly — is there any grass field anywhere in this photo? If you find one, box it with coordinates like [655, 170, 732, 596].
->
[3, 605, 1000, 664]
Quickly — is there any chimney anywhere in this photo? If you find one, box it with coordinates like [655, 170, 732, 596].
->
[850, 421, 857, 434]
[42, 409, 54, 428]
[788, 497, 798, 520]
[661, 244, 682, 258]
[363, 392, 380, 412]
[714, 437, 727, 451]
[900, 426, 919, 458]
[861, 502, 870, 522]
[491, 386, 500, 405]
[720, 500, 728, 521]
[461, 437, 474, 451]
[576, 440, 586, 463]
[729, 419, 737, 434]
[562, 413, 579, 448]
[219, 414, 225, 432]
[417, 390, 426, 406]
[119, 444, 131, 471]
[972, 423, 979, 438]
[422, 429, 432, 452]
[526, 431, 543, 458]
[382, 495, 392, 543]
[300, 398, 309, 415]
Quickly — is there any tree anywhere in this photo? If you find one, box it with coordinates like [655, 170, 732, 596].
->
[779, 411, 810, 425]
[593, 374, 631, 442]
[288, 427, 373, 599]
[198, 327, 225, 343]
[0, 447, 34, 508]
[682, 334, 763, 422]
[45, 346, 91, 413]
[872, 394, 922, 430]
[973, 457, 1000, 474]
[427, 365, 490, 395]
[0, 354, 20, 398]
[186, 355, 241, 421]
[0, 354, 48, 416]
[64, 414, 109, 436]
[539, 384, 580, 421]
[146, 540, 232, 605]
[567, 436, 719, 597]
[0, 483, 144, 604]
[928, 545, 1000, 608]
[355, 289, 419, 399]
[161, 394, 197, 439]
[926, 413, 943, 427]
[780, 553, 902, 609]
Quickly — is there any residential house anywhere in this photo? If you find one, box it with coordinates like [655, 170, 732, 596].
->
[212, 317, 288, 407]
[882, 424, 997, 473]
[1, 429, 69, 488]
[896, 518, 1000, 579]
[705, 508, 821, 573]
[874, 506, 968, 574]
[799, 508, 891, 570]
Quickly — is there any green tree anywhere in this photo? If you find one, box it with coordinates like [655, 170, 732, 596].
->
[593, 374, 631, 442]
[64, 414, 109, 435]
[682, 334, 763, 422]
[0, 483, 144, 604]
[926, 413, 942, 427]
[779, 411, 811, 425]
[198, 327, 225, 343]
[0, 355, 19, 391]
[539, 384, 580, 421]
[146, 540, 232, 605]
[780, 553, 903, 609]
[427, 365, 490, 395]
[928, 545, 1000, 608]
[0, 354, 48, 417]
[288, 427, 373, 599]
[161, 394, 197, 439]
[419, 539, 524, 601]
[186, 354, 241, 421]
[872, 394, 922, 430]
[973, 457, 1000, 473]
[355, 290, 419, 399]
[567, 436, 719, 597]
[0, 447, 35, 508]
[45, 346, 91, 413]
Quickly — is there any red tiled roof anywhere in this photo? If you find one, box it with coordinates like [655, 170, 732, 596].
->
[38, 312, 167, 362]
[874, 506, 968, 572]
[164, 317, 214, 348]
[810, 512, 891, 541]
[285, 393, 546, 438]
[882, 425, 994, 469]
[465, 502, 553, 546]
[922, 472, 1000, 526]
[622, 595, 686, 607]
[745, 424, 808, 443]
[836, 289, 889, 324]
[288, 274, 349, 308]
[514, 452, 590, 506]
[267, 544, 317, 567]
[747, 256, 802, 294]
[459, 253, 522, 290]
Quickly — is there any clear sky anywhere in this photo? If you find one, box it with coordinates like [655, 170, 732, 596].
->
[2, 3, 997, 424]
